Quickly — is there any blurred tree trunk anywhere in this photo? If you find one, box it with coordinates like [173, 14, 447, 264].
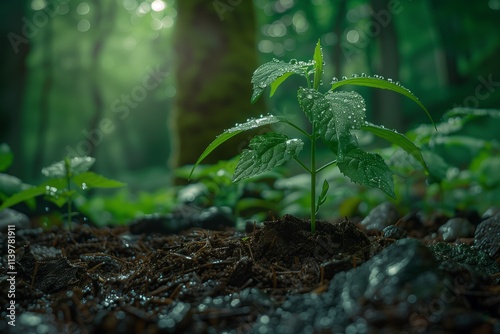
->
[32, 2, 54, 177]
[88, 0, 116, 170]
[171, 0, 263, 171]
[429, 1, 465, 86]
[371, 0, 402, 131]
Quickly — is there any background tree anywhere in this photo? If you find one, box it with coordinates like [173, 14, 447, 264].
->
[171, 0, 264, 170]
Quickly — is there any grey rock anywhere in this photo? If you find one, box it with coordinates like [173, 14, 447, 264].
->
[438, 217, 475, 242]
[360, 202, 399, 231]
[474, 212, 500, 258]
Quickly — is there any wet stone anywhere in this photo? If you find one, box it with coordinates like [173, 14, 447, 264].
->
[253, 239, 453, 333]
[438, 217, 475, 242]
[360, 202, 400, 232]
[381, 225, 408, 240]
[474, 212, 500, 258]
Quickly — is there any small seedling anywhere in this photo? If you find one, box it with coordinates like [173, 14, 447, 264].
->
[190, 40, 434, 233]
[0, 156, 126, 226]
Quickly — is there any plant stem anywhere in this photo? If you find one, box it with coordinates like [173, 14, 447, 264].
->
[310, 124, 317, 234]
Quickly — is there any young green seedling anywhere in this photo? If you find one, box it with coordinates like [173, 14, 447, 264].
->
[190, 40, 434, 233]
[0, 156, 125, 227]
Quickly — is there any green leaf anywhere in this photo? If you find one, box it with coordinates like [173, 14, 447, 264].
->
[0, 185, 46, 210]
[233, 133, 303, 182]
[0, 143, 13, 172]
[189, 115, 289, 179]
[42, 156, 96, 178]
[298, 88, 366, 160]
[315, 179, 329, 214]
[361, 122, 428, 174]
[251, 59, 314, 103]
[72, 172, 126, 189]
[337, 148, 395, 198]
[313, 39, 323, 90]
[331, 76, 435, 128]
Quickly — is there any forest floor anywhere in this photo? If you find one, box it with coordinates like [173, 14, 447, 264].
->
[1, 209, 499, 333]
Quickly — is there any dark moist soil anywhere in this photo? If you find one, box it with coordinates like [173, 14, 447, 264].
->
[1, 213, 499, 333]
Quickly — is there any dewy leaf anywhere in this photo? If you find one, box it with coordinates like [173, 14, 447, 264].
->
[72, 172, 126, 190]
[337, 148, 395, 198]
[233, 133, 303, 182]
[42, 156, 96, 178]
[361, 122, 429, 174]
[313, 39, 323, 89]
[298, 88, 366, 160]
[189, 115, 289, 179]
[331, 76, 435, 128]
[251, 59, 314, 103]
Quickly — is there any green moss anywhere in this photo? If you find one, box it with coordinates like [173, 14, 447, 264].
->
[429, 242, 500, 283]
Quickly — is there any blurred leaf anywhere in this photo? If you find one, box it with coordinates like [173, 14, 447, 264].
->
[0, 185, 46, 210]
[421, 150, 451, 182]
[72, 172, 126, 190]
[42, 156, 95, 178]
[470, 153, 500, 187]
[0, 144, 13, 172]
[443, 107, 500, 120]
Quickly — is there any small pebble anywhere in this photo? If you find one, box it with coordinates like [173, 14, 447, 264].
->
[382, 225, 407, 240]
[361, 202, 399, 231]
[438, 218, 475, 242]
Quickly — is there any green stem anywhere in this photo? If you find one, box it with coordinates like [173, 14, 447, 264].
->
[310, 124, 317, 234]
